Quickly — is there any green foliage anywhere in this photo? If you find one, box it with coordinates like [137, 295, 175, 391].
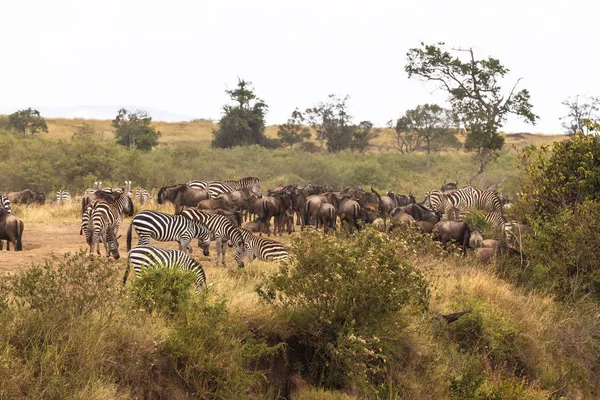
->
[349, 120, 377, 153]
[8, 108, 48, 135]
[519, 132, 600, 216]
[305, 94, 355, 153]
[405, 42, 538, 174]
[278, 108, 312, 148]
[112, 108, 161, 151]
[394, 103, 459, 154]
[212, 78, 269, 148]
[129, 267, 197, 317]
[257, 228, 430, 394]
[513, 202, 600, 301]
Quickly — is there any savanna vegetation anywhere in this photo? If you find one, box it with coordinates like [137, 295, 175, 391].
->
[1, 43, 600, 399]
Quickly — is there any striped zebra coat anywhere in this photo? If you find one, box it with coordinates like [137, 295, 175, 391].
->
[83, 199, 121, 259]
[238, 227, 288, 263]
[424, 187, 503, 215]
[124, 245, 208, 292]
[126, 210, 211, 255]
[179, 207, 245, 268]
[134, 188, 151, 205]
[187, 177, 261, 199]
[55, 190, 71, 204]
[1, 195, 11, 213]
[81, 191, 133, 257]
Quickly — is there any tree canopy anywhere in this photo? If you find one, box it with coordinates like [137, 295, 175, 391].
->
[394, 104, 459, 155]
[305, 95, 356, 153]
[212, 79, 269, 148]
[560, 95, 600, 135]
[112, 109, 161, 151]
[8, 108, 48, 135]
[405, 42, 538, 180]
[277, 109, 311, 148]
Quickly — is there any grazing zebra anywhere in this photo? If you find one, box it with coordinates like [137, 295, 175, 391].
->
[179, 207, 245, 268]
[238, 227, 288, 263]
[188, 177, 260, 198]
[81, 191, 134, 250]
[126, 210, 211, 256]
[123, 245, 208, 293]
[55, 190, 71, 204]
[134, 188, 151, 204]
[425, 187, 502, 215]
[1, 195, 11, 213]
[82, 199, 121, 259]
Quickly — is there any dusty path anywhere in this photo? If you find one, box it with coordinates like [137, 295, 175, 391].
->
[0, 221, 145, 274]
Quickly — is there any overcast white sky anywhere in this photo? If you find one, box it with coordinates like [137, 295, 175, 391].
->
[1, 0, 597, 133]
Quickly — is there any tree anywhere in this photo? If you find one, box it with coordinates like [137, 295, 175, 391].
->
[112, 109, 161, 151]
[8, 108, 48, 135]
[212, 78, 269, 148]
[560, 95, 600, 135]
[350, 121, 377, 153]
[394, 104, 460, 158]
[405, 42, 538, 182]
[277, 109, 311, 148]
[305, 94, 355, 153]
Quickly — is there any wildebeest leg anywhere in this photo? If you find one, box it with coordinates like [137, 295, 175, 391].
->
[0, 239, 3, 250]
[215, 238, 223, 265]
[220, 238, 227, 265]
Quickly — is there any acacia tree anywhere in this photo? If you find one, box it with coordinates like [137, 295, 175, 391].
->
[560, 95, 600, 135]
[8, 108, 48, 135]
[305, 94, 355, 153]
[212, 78, 269, 148]
[405, 42, 538, 182]
[277, 109, 311, 148]
[112, 109, 161, 151]
[350, 121, 377, 153]
[394, 104, 459, 158]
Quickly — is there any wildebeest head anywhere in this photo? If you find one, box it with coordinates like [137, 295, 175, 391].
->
[441, 180, 459, 192]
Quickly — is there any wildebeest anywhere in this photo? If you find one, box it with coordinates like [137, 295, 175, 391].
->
[157, 184, 209, 214]
[317, 203, 337, 234]
[196, 195, 236, 213]
[469, 229, 484, 248]
[7, 189, 45, 205]
[0, 209, 24, 251]
[433, 221, 471, 255]
[440, 180, 459, 192]
[402, 203, 440, 223]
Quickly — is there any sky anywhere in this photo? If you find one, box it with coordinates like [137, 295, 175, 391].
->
[1, 0, 597, 134]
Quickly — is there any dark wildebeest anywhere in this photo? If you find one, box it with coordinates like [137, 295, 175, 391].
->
[433, 221, 471, 255]
[403, 203, 440, 223]
[271, 186, 297, 234]
[201, 209, 243, 227]
[469, 229, 484, 248]
[7, 189, 45, 205]
[337, 196, 362, 231]
[0, 209, 24, 251]
[241, 219, 261, 233]
[197, 195, 236, 213]
[304, 192, 339, 229]
[440, 180, 459, 192]
[415, 221, 435, 234]
[317, 203, 337, 234]
[386, 191, 416, 208]
[157, 184, 209, 214]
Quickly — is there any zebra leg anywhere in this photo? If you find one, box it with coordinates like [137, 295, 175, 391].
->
[101, 230, 110, 257]
[138, 234, 150, 246]
[215, 238, 222, 266]
[180, 238, 192, 254]
[220, 240, 227, 265]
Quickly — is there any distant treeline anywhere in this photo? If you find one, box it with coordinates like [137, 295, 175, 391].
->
[0, 130, 520, 197]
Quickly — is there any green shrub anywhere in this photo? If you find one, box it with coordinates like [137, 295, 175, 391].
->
[257, 228, 430, 395]
[129, 266, 197, 317]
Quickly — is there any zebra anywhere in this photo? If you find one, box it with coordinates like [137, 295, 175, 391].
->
[238, 227, 288, 264]
[179, 207, 245, 268]
[126, 210, 211, 256]
[425, 187, 502, 215]
[186, 180, 208, 190]
[123, 245, 207, 293]
[1, 195, 11, 213]
[55, 190, 71, 204]
[83, 199, 121, 259]
[81, 191, 134, 249]
[188, 177, 261, 198]
[134, 188, 151, 204]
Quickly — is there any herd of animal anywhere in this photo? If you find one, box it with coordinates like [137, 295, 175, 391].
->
[1, 177, 528, 291]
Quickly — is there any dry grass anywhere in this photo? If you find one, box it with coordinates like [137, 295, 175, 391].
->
[41, 118, 566, 152]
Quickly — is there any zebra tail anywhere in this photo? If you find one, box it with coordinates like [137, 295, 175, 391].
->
[126, 223, 133, 251]
[15, 220, 23, 251]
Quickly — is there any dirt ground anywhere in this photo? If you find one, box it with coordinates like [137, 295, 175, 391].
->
[0, 221, 143, 274]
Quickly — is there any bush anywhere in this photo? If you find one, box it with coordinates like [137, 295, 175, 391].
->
[129, 266, 197, 317]
[257, 228, 430, 395]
